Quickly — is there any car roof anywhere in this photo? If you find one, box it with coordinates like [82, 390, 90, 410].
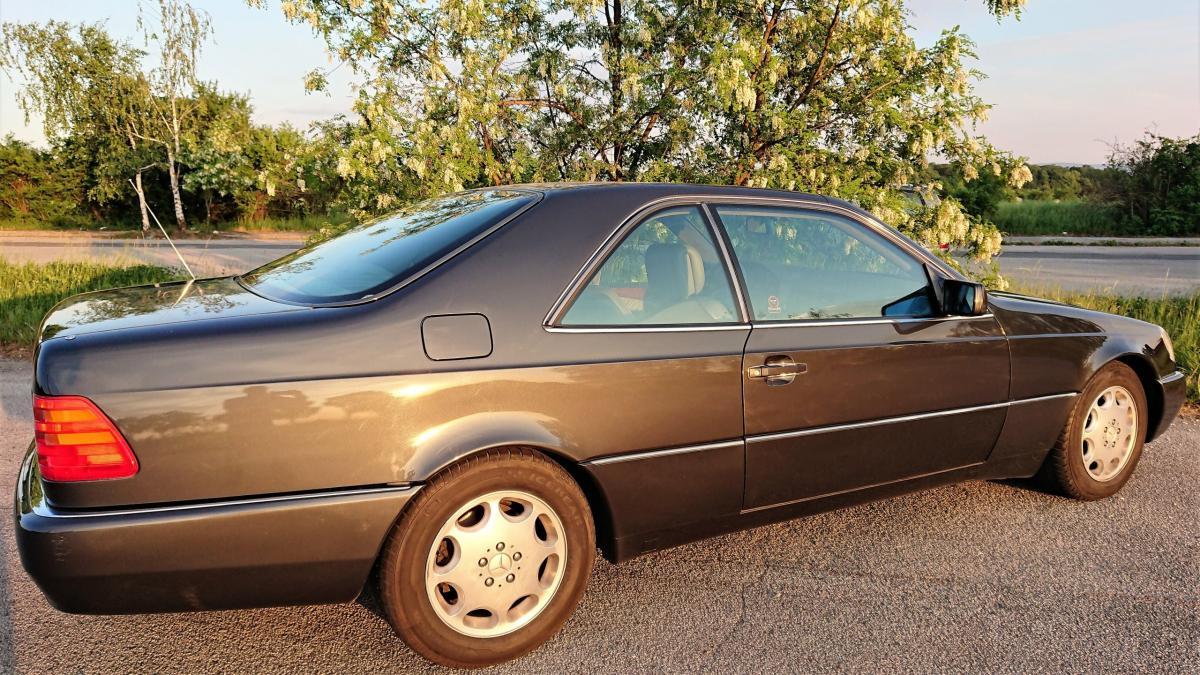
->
[477, 181, 859, 211]
[479, 181, 960, 282]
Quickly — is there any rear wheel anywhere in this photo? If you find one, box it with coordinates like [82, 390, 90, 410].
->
[1041, 362, 1147, 500]
[378, 448, 594, 668]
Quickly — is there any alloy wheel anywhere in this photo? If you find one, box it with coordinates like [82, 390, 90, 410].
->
[425, 490, 567, 638]
[1080, 385, 1138, 482]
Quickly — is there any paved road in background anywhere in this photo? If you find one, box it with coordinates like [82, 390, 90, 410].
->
[2, 233, 1197, 295]
[995, 245, 1199, 295]
[1, 359, 1197, 673]
[0, 233, 300, 277]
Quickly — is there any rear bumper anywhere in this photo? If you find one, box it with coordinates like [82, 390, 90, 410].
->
[1149, 370, 1187, 442]
[15, 445, 418, 614]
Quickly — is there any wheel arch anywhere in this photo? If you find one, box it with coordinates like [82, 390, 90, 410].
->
[405, 418, 618, 561]
[1077, 329, 1166, 443]
[1112, 353, 1165, 442]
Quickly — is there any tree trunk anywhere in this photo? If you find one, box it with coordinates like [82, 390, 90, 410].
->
[134, 170, 151, 233]
[165, 146, 187, 230]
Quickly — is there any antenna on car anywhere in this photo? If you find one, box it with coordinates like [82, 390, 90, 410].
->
[128, 178, 197, 283]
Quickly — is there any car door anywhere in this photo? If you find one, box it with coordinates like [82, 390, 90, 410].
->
[710, 201, 1011, 511]
[545, 201, 752, 550]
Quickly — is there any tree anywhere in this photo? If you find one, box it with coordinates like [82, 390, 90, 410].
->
[134, 0, 213, 230]
[929, 163, 1011, 221]
[0, 136, 85, 224]
[1108, 132, 1200, 236]
[180, 86, 257, 223]
[0, 22, 158, 230]
[263, 0, 1031, 266]
[3, 3, 215, 232]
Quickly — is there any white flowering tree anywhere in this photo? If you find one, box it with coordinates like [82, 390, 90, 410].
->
[260, 0, 1031, 274]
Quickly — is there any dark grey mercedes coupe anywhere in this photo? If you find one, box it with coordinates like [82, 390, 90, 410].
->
[16, 183, 1186, 667]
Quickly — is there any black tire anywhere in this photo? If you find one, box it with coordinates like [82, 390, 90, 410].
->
[1039, 361, 1148, 500]
[378, 447, 595, 668]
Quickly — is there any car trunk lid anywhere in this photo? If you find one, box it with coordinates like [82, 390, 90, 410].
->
[38, 277, 302, 343]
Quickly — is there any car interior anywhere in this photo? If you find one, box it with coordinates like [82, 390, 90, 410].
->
[716, 207, 936, 321]
[562, 208, 738, 325]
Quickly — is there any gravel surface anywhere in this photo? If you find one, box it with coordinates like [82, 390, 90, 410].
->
[1, 358, 1196, 673]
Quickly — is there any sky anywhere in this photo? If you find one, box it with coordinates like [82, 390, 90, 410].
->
[1, 0, 1197, 165]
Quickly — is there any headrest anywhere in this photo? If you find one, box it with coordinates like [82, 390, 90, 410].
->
[644, 243, 705, 314]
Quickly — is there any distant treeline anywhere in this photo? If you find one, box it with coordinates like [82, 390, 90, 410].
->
[926, 133, 1200, 237]
[4, 128, 1197, 237]
[0, 118, 349, 232]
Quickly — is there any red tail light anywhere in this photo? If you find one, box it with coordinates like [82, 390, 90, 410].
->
[33, 395, 138, 481]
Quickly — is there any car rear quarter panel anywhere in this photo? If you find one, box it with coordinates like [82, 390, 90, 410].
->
[34, 186, 747, 512]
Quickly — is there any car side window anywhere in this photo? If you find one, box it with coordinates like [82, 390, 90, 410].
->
[561, 206, 740, 326]
[715, 205, 935, 321]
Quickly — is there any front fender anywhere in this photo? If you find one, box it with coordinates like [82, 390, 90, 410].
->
[991, 293, 1174, 397]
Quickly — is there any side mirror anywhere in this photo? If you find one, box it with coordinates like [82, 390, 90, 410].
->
[942, 279, 988, 316]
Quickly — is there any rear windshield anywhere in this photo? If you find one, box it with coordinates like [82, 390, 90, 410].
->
[241, 189, 537, 304]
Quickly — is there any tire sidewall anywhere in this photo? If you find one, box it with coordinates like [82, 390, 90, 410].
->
[1062, 363, 1148, 499]
[380, 451, 594, 668]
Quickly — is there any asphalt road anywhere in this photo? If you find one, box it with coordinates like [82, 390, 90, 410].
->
[0, 234, 298, 278]
[0, 358, 1197, 673]
[1, 234, 1198, 295]
[994, 246, 1200, 296]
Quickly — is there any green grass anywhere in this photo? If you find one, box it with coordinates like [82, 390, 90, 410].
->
[1012, 286, 1199, 404]
[1, 213, 351, 234]
[221, 213, 353, 233]
[994, 200, 1130, 237]
[0, 260, 180, 348]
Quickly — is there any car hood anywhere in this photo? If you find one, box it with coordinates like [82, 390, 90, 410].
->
[987, 290, 1160, 337]
[39, 277, 302, 342]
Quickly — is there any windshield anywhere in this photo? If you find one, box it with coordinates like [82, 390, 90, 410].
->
[241, 189, 538, 304]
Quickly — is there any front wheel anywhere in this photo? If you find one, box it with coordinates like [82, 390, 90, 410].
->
[377, 448, 594, 668]
[1040, 361, 1148, 500]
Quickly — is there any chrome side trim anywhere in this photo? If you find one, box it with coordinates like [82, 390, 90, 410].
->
[584, 439, 744, 466]
[22, 453, 417, 521]
[582, 393, 1077, 465]
[750, 313, 995, 328]
[747, 392, 1078, 444]
[544, 324, 750, 334]
[1006, 332, 1106, 341]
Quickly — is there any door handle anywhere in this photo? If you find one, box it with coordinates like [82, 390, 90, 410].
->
[747, 356, 807, 385]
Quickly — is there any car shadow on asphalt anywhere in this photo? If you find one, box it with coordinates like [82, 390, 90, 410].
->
[992, 476, 1063, 498]
[354, 581, 387, 622]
